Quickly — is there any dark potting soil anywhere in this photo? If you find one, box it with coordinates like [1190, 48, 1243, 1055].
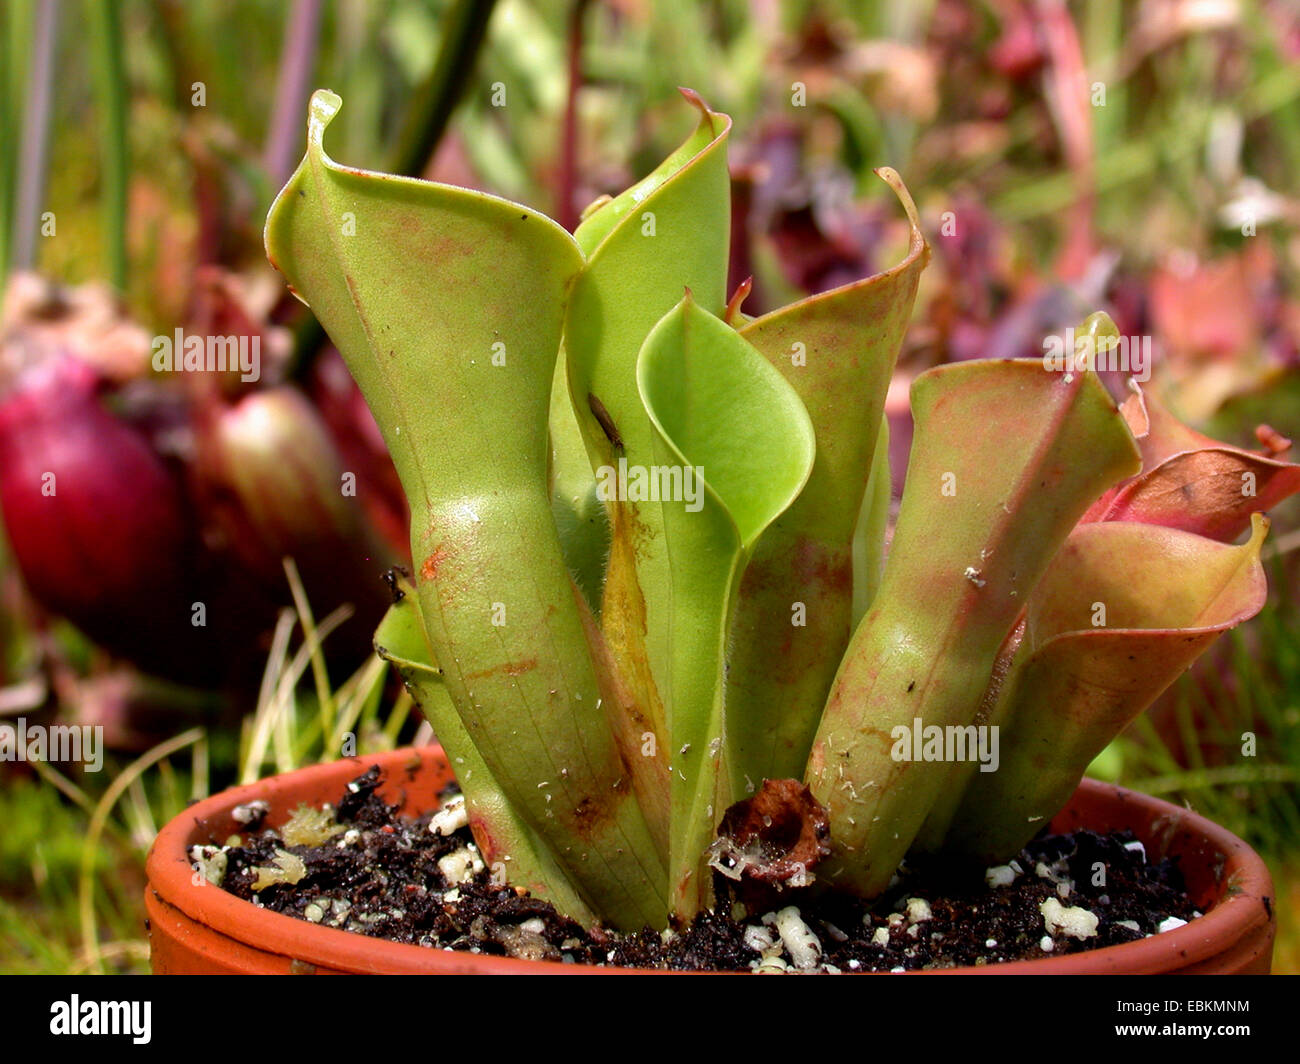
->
[203, 764, 1199, 972]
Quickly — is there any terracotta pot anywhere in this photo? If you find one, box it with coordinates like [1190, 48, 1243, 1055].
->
[145, 746, 1275, 974]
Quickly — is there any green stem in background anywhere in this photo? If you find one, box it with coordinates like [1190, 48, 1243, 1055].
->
[808, 342, 1141, 898]
[387, 0, 497, 180]
[145, 0, 191, 113]
[637, 293, 815, 920]
[267, 91, 665, 929]
[1082, 0, 1125, 159]
[86, 0, 128, 292]
[0, 0, 33, 294]
[290, 0, 499, 375]
[10, 0, 57, 279]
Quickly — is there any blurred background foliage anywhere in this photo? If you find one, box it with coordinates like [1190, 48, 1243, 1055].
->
[0, 0, 1297, 973]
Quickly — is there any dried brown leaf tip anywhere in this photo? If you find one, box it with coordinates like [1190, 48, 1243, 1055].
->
[709, 779, 831, 893]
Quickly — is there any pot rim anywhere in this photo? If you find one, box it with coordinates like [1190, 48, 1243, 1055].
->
[146, 746, 1274, 974]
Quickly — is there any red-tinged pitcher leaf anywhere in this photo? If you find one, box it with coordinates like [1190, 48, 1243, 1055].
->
[1083, 386, 1300, 541]
[808, 352, 1141, 899]
[1088, 448, 1300, 541]
[938, 515, 1270, 862]
[725, 167, 928, 790]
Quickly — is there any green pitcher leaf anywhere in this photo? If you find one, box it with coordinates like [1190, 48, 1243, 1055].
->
[636, 293, 815, 919]
[563, 90, 733, 797]
[549, 343, 610, 618]
[725, 167, 928, 789]
[807, 357, 1141, 898]
[373, 580, 596, 924]
[573, 89, 723, 258]
[550, 441, 611, 614]
[938, 514, 1269, 861]
[852, 415, 892, 626]
[265, 89, 665, 929]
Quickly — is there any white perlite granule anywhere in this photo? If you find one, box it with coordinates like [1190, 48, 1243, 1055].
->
[231, 800, 269, 825]
[1123, 839, 1147, 862]
[985, 864, 1017, 888]
[1040, 896, 1099, 940]
[743, 924, 775, 953]
[753, 952, 789, 975]
[763, 906, 822, 971]
[436, 843, 484, 884]
[905, 898, 932, 924]
[429, 793, 469, 837]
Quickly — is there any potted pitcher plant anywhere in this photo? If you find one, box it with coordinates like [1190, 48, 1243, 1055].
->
[146, 89, 1294, 974]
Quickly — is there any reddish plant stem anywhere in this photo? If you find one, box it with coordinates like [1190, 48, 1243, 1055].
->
[557, 0, 592, 232]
